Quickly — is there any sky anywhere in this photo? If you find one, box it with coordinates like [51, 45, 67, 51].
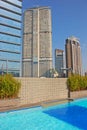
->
[23, 0, 87, 73]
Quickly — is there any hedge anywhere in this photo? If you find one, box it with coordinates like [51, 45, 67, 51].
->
[0, 74, 21, 99]
[67, 74, 87, 91]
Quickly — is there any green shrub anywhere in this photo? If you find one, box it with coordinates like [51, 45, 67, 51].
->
[67, 74, 87, 91]
[0, 74, 21, 99]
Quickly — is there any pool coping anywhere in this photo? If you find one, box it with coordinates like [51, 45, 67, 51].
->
[0, 98, 73, 113]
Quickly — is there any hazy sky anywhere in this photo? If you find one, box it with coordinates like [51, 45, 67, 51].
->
[23, 0, 87, 72]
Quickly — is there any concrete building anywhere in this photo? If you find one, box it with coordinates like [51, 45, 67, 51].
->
[55, 49, 64, 77]
[65, 36, 82, 77]
[0, 0, 22, 76]
[22, 7, 52, 77]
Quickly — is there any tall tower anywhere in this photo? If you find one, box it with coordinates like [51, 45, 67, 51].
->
[22, 7, 52, 77]
[0, 0, 22, 76]
[65, 36, 82, 77]
[55, 49, 64, 77]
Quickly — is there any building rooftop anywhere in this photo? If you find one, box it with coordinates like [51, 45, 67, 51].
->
[67, 36, 80, 43]
[26, 6, 51, 11]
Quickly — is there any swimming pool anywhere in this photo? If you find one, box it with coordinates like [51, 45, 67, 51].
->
[0, 98, 87, 130]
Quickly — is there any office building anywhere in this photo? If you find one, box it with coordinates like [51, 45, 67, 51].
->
[0, 0, 22, 76]
[65, 36, 82, 77]
[22, 7, 52, 77]
[55, 49, 64, 77]
[85, 72, 87, 76]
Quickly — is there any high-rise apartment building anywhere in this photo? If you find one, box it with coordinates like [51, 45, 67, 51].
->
[65, 36, 82, 77]
[22, 7, 52, 77]
[0, 0, 22, 76]
[55, 49, 64, 77]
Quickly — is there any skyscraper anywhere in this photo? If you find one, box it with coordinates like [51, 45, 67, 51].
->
[22, 7, 52, 77]
[0, 0, 22, 76]
[55, 49, 64, 77]
[65, 36, 82, 77]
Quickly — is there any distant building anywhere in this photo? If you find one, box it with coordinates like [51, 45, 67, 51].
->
[0, 0, 22, 76]
[65, 36, 82, 77]
[85, 72, 87, 76]
[22, 7, 52, 77]
[55, 49, 64, 77]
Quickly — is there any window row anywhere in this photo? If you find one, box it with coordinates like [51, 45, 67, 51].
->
[0, 60, 20, 70]
[0, 8, 21, 21]
[0, 17, 21, 29]
[0, 51, 20, 61]
[0, 25, 21, 36]
[0, 42, 20, 53]
[0, 34, 21, 44]
[1, 0, 22, 14]
[6, 0, 22, 7]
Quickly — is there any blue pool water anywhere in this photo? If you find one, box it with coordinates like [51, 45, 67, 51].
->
[0, 98, 87, 130]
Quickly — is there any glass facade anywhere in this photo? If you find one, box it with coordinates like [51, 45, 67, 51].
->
[0, 0, 22, 76]
[55, 49, 64, 77]
[0, 17, 21, 28]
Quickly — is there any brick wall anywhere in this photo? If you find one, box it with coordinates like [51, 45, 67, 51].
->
[17, 78, 68, 105]
[1, 78, 87, 110]
[70, 90, 87, 99]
